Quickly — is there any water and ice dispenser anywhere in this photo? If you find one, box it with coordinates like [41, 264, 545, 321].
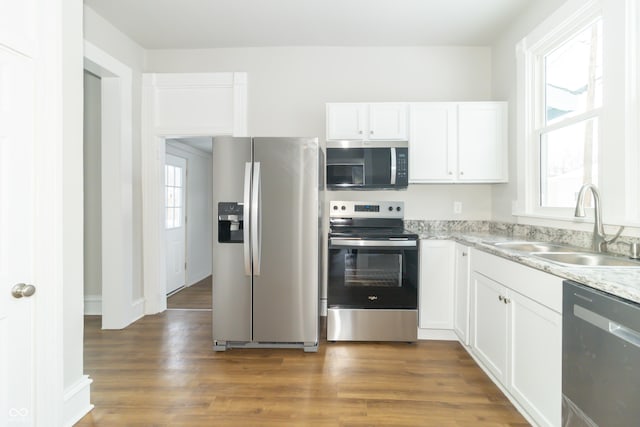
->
[217, 202, 243, 243]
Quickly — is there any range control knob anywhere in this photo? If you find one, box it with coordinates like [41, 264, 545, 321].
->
[396, 206, 401, 211]
[341, 205, 346, 211]
[333, 205, 338, 210]
[388, 206, 393, 211]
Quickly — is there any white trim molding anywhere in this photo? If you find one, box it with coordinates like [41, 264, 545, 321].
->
[84, 40, 137, 329]
[141, 72, 247, 314]
[83, 295, 102, 316]
[417, 328, 458, 341]
[63, 375, 94, 427]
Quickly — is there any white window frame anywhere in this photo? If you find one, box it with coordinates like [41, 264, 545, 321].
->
[165, 163, 184, 230]
[515, 0, 640, 227]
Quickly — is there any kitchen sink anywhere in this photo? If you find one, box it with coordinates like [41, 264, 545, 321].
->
[533, 252, 640, 268]
[492, 241, 577, 253]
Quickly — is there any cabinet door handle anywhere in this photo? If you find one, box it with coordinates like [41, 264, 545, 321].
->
[448, 171, 453, 175]
[498, 295, 504, 302]
[460, 171, 464, 176]
[358, 130, 363, 134]
[462, 252, 467, 257]
[504, 297, 510, 304]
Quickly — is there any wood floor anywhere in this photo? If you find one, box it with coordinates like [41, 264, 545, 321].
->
[167, 276, 212, 310]
[76, 310, 528, 426]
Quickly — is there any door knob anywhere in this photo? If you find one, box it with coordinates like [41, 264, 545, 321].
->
[11, 283, 36, 299]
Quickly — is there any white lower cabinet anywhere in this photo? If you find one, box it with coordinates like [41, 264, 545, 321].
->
[470, 249, 562, 427]
[453, 243, 471, 345]
[508, 290, 562, 427]
[471, 272, 509, 383]
[418, 240, 455, 338]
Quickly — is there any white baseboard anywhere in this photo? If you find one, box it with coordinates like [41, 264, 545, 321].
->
[417, 328, 459, 341]
[84, 295, 102, 315]
[187, 270, 211, 287]
[131, 298, 145, 323]
[63, 375, 94, 427]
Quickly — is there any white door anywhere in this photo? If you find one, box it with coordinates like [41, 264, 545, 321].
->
[165, 154, 187, 294]
[0, 5, 36, 424]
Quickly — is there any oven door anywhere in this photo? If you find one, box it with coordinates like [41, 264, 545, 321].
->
[328, 238, 418, 309]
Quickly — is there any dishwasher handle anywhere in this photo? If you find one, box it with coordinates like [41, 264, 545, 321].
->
[609, 322, 640, 349]
[574, 304, 640, 349]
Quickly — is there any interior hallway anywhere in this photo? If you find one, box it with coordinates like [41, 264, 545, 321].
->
[76, 310, 526, 426]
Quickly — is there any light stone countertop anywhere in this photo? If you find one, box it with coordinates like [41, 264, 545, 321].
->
[416, 230, 640, 305]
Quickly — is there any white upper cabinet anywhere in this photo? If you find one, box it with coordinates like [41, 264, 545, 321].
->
[326, 103, 367, 140]
[368, 103, 409, 140]
[457, 102, 508, 182]
[409, 102, 508, 183]
[409, 103, 457, 182]
[326, 103, 408, 141]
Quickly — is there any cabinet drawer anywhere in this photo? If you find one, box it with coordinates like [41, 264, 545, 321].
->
[471, 249, 562, 313]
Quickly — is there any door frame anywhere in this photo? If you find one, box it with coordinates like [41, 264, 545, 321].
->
[83, 41, 140, 329]
[164, 152, 188, 295]
[31, 0, 88, 424]
[141, 72, 247, 314]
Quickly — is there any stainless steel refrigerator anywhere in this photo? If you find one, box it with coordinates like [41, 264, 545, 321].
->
[212, 136, 321, 352]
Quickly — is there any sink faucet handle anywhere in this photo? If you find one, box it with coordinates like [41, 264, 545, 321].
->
[604, 226, 624, 244]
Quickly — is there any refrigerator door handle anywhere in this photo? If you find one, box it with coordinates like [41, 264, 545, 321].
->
[252, 162, 262, 275]
[243, 162, 252, 276]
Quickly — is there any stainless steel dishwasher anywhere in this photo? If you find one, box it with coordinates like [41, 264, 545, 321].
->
[563, 280, 640, 426]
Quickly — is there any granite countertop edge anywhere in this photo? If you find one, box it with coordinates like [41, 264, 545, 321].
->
[417, 231, 640, 305]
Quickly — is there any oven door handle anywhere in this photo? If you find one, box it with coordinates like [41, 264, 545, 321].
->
[329, 238, 417, 247]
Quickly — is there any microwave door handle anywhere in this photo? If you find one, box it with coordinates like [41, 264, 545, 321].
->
[243, 162, 251, 276]
[390, 147, 396, 185]
[251, 162, 262, 276]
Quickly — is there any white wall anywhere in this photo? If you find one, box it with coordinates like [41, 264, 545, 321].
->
[166, 141, 213, 286]
[145, 46, 495, 220]
[83, 6, 146, 300]
[490, 0, 570, 222]
[83, 71, 102, 301]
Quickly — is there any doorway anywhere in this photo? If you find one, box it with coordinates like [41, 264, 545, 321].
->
[83, 70, 102, 315]
[164, 137, 213, 310]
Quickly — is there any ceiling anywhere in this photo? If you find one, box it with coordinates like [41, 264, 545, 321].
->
[84, 0, 532, 49]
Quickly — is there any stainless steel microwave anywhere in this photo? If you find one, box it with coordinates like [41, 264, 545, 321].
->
[326, 141, 408, 190]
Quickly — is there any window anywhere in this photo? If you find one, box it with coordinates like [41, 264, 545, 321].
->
[165, 164, 183, 229]
[538, 18, 602, 208]
[516, 0, 640, 225]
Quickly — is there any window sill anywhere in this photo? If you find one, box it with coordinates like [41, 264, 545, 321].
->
[511, 211, 640, 234]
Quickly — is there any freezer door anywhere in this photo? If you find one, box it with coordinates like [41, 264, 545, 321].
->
[212, 136, 252, 343]
[252, 137, 320, 344]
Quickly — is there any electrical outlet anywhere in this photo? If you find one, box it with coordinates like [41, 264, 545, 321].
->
[453, 201, 462, 214]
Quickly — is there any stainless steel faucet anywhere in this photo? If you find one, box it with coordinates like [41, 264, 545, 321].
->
[574, 183, 624, 252]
